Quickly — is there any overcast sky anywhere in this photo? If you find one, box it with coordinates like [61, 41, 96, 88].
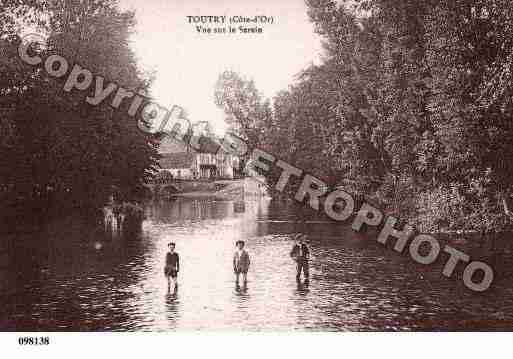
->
[118, 0, 323, 134]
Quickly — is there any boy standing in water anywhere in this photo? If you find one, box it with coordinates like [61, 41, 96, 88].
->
[290, 234, 310, 284]
[233, 240, 250, 285]
[164, 242, 180, 293]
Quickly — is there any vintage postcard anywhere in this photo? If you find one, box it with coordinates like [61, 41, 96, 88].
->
[1, 0, 513, 355]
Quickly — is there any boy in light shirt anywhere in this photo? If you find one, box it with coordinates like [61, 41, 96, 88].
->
[233, 240, 250, 285]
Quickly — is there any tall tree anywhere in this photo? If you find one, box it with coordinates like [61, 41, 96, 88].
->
[214, 70, 272, 150]
[0, 0, 159, 216]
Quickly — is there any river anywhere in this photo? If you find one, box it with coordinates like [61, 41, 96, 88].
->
[1, 197, 513, 331]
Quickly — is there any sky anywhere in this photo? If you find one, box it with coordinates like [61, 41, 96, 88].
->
[118, 0, 324, 134]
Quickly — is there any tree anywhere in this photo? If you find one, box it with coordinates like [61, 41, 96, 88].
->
[214, 70, 272, 150]
[0, 0, 159, 217]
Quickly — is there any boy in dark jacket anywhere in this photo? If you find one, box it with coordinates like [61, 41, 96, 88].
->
[164, 242, 180, 293]
[290, 234, 310, 284]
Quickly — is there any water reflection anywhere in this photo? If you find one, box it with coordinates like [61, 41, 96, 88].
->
[296, 281, 310, 294]
[164, 292, 180, 329]
[2, 197, 513, 331]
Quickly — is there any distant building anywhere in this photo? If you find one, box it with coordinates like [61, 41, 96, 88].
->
[158, 135, 240, 180]
[159, 152, 195, 179]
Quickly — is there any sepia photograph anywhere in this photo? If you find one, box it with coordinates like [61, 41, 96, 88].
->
[1, 0, 513, 350]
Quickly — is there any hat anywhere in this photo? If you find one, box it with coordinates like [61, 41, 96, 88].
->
[294, 233, 305, 241]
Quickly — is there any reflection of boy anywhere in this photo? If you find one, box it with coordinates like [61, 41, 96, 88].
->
[290, 234, 310, 283]
[233, 240, 250, 285]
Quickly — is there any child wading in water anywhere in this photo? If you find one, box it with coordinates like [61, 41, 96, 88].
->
[233, 240, 250, 286]
[290, 234, 310, 285]
[164, 242, 180, 293]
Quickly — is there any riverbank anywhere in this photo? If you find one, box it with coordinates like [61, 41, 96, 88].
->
[169, 178, 270, 200]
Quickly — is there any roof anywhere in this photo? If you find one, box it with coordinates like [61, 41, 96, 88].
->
[158, 136, 192, 154]
[159, 134, 230, 155]
[159, 152, 195, 169]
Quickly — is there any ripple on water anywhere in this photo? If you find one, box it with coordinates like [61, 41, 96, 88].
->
[4, 199, 513, 331]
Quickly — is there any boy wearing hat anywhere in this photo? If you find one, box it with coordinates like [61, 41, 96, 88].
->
[290, 234, 310, 284]
[164, 242, 180, 293]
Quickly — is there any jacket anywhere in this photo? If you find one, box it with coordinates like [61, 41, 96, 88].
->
[233, 250, 250, 272]
[290, 244, 310, 261]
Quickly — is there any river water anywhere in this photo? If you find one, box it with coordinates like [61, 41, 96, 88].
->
[2, 197, 513, 331]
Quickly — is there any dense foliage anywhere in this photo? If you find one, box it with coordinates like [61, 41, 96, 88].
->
[0, 0, 159, 219]
[215, 0, 513, 233]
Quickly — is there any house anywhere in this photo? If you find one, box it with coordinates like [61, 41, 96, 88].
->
[159, 152, 195, 179]
[158, 135, 240, 180]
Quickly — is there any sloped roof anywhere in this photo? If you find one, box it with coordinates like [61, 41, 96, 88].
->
[158, 136, 192, 154]
[158, 133, 232, 155]
[159, 152, 195, 169]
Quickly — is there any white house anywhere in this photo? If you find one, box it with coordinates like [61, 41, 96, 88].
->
[158, 135, 239, 180]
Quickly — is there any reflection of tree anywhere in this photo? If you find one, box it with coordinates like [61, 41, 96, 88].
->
[151, 198, 231, 223]
[149, 198, 270, 228]
[3, 213, 149, 330]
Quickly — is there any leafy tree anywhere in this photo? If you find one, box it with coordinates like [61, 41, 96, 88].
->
[214, 70, 272, 150]
[0, 0, 159, 219]
[221, 0, 513, 232]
